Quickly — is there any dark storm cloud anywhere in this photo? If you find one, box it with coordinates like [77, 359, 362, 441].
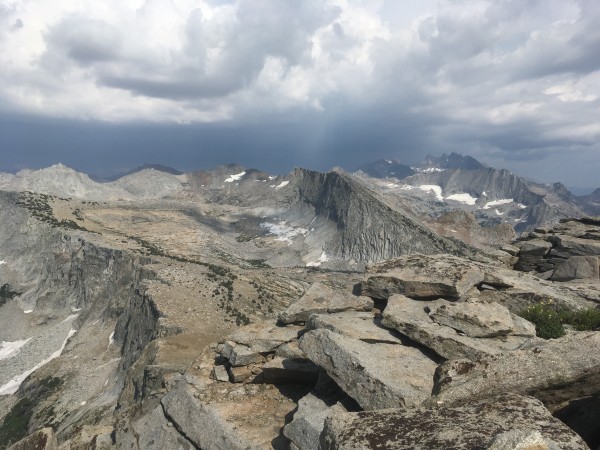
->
[1, 0, 600, 189]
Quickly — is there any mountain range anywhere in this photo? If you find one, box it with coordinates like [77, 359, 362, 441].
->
[0, 154, 599, 449]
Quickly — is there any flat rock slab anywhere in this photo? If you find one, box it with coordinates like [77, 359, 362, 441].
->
[283, 392, 348, 450]
[360, 254, 485, 300]
[320, 393, 589, 450]
[278, 282, 373, 324]
[221, 321, 303, 366]
[261, 356, 320, 384]
[551, 256, 599, 281]
[299, 328, 438, 410]
[429, 299, 517, 338]
[306, 311, 402, 344]
[382, 294, 537, 360]
[434, 331, 600, 411]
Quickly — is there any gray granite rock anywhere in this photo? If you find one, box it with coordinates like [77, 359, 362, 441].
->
[278, 282, 373, 324]
[220, 320, 302, 367]
[306, 311, 402, 344]
[319, 394, 588, 450]
[7, 428, 58, 450]
[161, 383, 263, 450]
[260, 357, 319, 384]
[213, 365, 229, 382]
[433, 331, 600, 411]
[298, 328, 438, 410]
[360, 254, 485, 300]
[429, 300, 515, 338]
[551, 256, 599, 281]
[283, 392, 347, 450]
[381, 294, 538, 360]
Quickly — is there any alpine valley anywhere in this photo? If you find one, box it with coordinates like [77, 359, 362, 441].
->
[0, 154, 599, 450]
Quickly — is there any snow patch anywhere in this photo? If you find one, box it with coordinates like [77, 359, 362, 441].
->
[306, 252, 329, 267]
[483, 199, 514, 209]
[495, 209, 505, 216]
[0, 329, 77, 395]
[0, 260, 6, 266]
[0, 339, 31, 361]
[224, 171, 246, 183]
[421, 167, 445, 173]
[23, 310, 33, 314]
[260, 221, 309, 244]
[108, 331, 115, 347]
[419, 185, 444, 201]
[400, 185, 415, 190]
[268, 175, 276, 180]
[517, 203, 527, 209]
[482, 191, 487, 196]
[445, 193, 478, 205]
[62, 314, 79, 324]
[386, 183, 399, 188]
[275, 181, 289, 189]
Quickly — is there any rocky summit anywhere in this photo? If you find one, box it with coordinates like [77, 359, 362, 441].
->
[0, 163, 599, 449]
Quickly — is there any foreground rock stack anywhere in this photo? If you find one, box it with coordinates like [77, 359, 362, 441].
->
[98, 250, 600, 450]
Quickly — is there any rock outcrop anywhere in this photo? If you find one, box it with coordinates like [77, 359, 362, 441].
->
[513, 218, 600, 281]
[433, 331, 600, 411]
[320, 394, 589, 450]
[278, 282, 373, 324]
[292, 168, 471, 262]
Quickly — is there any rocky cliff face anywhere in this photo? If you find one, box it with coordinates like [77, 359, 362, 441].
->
[291, 168, 471, 262]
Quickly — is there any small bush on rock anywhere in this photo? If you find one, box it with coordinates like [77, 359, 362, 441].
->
[520, 302, 565, 339]
[519, 301, 600, 339]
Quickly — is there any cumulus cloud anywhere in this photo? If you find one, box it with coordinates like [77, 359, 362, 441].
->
[0, 0, 599, 187]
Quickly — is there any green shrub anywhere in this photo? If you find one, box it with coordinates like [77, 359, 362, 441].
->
[519, 302, 600, 339]
[561, 307, 600, 331]
[519, 302, 565, 339]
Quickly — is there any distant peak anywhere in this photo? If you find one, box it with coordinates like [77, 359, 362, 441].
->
[417, 153, 487, 171]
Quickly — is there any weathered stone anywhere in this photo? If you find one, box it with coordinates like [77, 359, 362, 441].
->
[319, 394, 588, 450]
[283, 392, 348, 450]
[213, 365, 229, 382]
[275, 341, 306, 360]
[225, 321, 303, 353]
[228, 365, 253, 383]
[306, 311, 402, 344]
[278, 282, 373, 324]
[131, 405, 196, 450]
[299, 328, 438, 410]
[519, 239, 553, 256]
[429, 300, 515, 338]
[220, 320, 302, 366]
[550, 235, 600, 257]
[381, 295, 538, 360]
[221, 341, 266, 367]
[360, 254, 485, 300]
[7, 428, 57, 450]
[162, 374, 310, 450]
[260, 357, 319, 384]
[551, 256, 599, 281]
[434, 331, 600, 411]
[486, 429, 557, 450]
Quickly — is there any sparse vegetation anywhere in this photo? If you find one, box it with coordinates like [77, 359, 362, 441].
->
[16, 192, 87, 232]
[519, 301, 600, 339]
[0, 377, 62, 448]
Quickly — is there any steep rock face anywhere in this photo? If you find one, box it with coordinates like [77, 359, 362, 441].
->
[291, 168, 470, 262]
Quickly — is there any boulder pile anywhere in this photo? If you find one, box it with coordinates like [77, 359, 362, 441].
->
[512, 217, 600, 281]
[153, 252, 599, 449]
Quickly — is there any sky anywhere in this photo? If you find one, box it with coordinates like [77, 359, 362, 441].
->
[0, 0, 599, 191]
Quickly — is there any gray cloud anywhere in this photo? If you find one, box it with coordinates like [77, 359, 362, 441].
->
[0, 0, 599, 190]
